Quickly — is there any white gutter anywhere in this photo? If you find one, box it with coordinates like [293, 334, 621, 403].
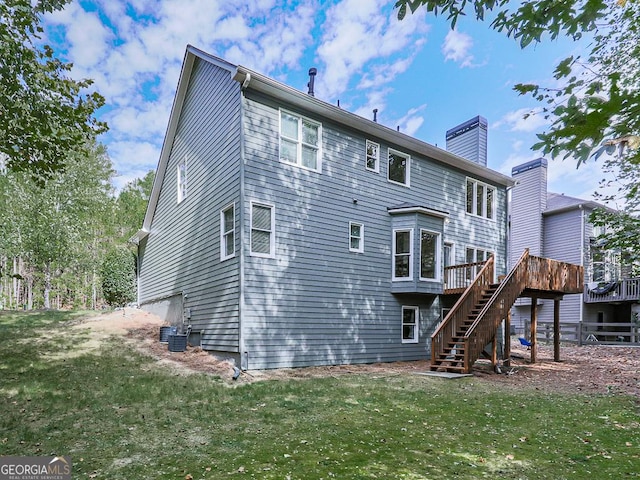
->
[232, 66, 515, 188]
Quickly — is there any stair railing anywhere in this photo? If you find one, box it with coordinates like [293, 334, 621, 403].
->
[431, 256, 495, 367]
[463, 249, 530, 372]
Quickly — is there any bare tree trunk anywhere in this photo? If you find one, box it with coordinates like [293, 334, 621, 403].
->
[43, 262, 51, 309]
[27, 276, 33, 310]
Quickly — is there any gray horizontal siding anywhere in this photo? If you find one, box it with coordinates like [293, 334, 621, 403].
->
[139, 58, 242, 353]
[543, 209, 584, 265]
[239, 92, 507, 369]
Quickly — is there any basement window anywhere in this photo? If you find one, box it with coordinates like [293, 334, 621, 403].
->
[402, 306, 419, 343]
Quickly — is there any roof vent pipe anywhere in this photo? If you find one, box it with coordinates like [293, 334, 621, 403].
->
[307, 68, 317, 96]
[373, 109, 378, 122]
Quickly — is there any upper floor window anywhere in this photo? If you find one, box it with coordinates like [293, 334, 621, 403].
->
[388, 149, 410, 187]
[465, 247, 493, 279]
[279, 110, 321, 172]
[177, 159, 187, 203]
[393, 229, 413, 280]
[402, 306, 419, 343]
[466, 178, 495, 219]
[420, 229, 441, 281]
[220, 203, 235, 261]
[366, 140, 379, 172]
[250, 202, 275, 257]
[349, 222, 364, 253]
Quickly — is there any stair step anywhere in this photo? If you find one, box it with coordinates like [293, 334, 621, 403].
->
[430, 365, 466, 373]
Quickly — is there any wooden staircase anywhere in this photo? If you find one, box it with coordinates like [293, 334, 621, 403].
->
[434, 283, 499, 372]
[431, 249, 583, 373]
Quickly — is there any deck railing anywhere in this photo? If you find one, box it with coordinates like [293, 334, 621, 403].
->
[444, 261, 488, 294]
[584, 278, 640, 303]
[432, 256, 494, 368]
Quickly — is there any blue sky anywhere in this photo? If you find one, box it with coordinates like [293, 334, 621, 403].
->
[42, 0, 615, 202]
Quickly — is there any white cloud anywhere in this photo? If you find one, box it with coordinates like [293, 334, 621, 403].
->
[316, 0, 429, 100]
[493, 107, 550, 133]
[442, 29, 475, 68]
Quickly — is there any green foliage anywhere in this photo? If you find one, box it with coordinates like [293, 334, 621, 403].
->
[100, 247, 136, 307]
[0, 0, 107, 179]
[395, 0, 607, 46]
[115, 170, 154, 242]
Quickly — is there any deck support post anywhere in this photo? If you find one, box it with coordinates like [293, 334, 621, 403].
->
[504, 311, 511, 367]
[491, 333, 497, 369]
[530, 295, 538, 363]
[554, 297, 561, 362]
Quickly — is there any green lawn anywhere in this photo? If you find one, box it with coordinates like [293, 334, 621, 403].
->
[1, 311, 638, 479]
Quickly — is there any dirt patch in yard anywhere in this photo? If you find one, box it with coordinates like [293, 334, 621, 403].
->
[75, 309, 640, 397]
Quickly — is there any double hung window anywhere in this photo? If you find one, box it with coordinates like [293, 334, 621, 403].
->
[402, 306, 419, 343]
[349, 222, 364, 253]
[250, 203, 275, 257]
[220, 204, 235, 260]
[280, 110, 321, 171]
[393, 229, 413, 280]
[366, 140, 379, 172]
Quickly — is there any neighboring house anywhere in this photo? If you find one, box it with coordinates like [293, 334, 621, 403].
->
[132, 45, 518, 370]
[510, 158, 640, 343]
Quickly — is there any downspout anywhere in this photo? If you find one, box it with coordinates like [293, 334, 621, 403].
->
[238, 71, 249, 370]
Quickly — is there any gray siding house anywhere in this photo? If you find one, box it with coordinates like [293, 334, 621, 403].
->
[510, 158, 640, 342]
[134, 46, 515, 370]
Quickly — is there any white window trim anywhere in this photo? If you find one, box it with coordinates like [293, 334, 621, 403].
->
[387, 148, 411, 187]
[220, 202, 235, 261]
[365, 140, 380, 173]
[402, 305, 419, 344]
[349, 222, 364, 253]
[465, 245, 495, 263]
[279, 109, 322, 173]
[419, 229, 442, 282]
[250, 201, 276, 258]
[392, 228, 414, 281]
[177, 158, 187, 203]
[465, 177, 496, 220]
[443, 241, 455, 289]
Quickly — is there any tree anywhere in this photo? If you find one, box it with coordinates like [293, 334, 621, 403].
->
[101, 246, 136, 308]
[0, 141, 115, 309]
[396, 0, 640, 262]
[0, 0, 107, 178]
[115, 171, 155, 243]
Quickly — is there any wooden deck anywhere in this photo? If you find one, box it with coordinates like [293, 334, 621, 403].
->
[584, 278, 640, 303]
[432, 249, 583, 373]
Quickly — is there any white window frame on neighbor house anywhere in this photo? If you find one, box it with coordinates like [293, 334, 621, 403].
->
[419, 229, 441, 282]
[392, 229, 413, 281]
[402, 306, 419, 343]
[220, 203, 235, 261]
[349, 222, 364, 253]
[250, 202, 275, 258]
[365, 140, 380, 173]
[387, 148, 410, 187]
[279, 109, 322, 172]
[466, 178, 495, 219]
[177, 158, 187, 203]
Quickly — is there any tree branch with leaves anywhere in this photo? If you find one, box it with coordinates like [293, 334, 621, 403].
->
[0, 0, 107, 179]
